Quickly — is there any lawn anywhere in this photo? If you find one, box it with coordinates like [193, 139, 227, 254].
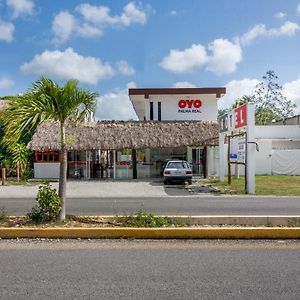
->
[209, 175, 300, 196]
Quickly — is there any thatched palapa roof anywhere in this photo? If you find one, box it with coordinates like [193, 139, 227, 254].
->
[28, 120, 219, 151]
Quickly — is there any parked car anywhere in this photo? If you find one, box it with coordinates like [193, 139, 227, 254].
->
[163, 160, 193, 185]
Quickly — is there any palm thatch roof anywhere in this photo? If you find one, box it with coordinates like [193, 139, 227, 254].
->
[28, 120, 219, 151]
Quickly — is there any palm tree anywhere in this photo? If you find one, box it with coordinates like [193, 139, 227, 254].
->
[1, 77, 98, 220]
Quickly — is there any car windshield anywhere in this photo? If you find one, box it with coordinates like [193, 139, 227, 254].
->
[166, 161, 189, 169]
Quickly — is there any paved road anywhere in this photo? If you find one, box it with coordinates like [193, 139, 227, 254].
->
[1, 195, 300, 216]
[0, 240, 299, 299]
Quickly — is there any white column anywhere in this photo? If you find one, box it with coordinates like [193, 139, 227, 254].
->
[246, 103, 255, 194]
[219, 133, 225, 182]
[206, 147, 214, 177]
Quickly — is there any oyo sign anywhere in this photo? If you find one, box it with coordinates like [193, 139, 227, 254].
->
[178, 99, 202, 113]
[178, 99, 202, 109]
[219, 104, 248, 133]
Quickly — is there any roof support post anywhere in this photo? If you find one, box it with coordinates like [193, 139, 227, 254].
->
[132, 149, 137, 179]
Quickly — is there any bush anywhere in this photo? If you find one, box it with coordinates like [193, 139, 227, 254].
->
[122, 211, 172, 228]
[28, 183, 63, 223]
[0, 206, 7, 221]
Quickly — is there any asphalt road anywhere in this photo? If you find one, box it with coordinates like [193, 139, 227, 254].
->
[1, 195, 300, 216]
[0, 240, 299, 299]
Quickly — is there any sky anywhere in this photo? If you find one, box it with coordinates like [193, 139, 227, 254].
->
[1, 0, 300, 120]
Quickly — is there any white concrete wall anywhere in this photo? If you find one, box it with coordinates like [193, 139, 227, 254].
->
[34, 163, 60, 179]
[255, 139, 272, 174]
[147, 94, 217, 121]
[255, 125, 300, 139]
[220, 138, 300, 176]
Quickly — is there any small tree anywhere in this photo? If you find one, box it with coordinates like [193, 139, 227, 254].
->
[9, 143, 31, 182]
[1, 78, 98, 220]
[224, 71, 297, 125]
[252, 70, 296, 124]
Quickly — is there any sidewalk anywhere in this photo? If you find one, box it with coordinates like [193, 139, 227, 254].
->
[0, 180, 181, 198]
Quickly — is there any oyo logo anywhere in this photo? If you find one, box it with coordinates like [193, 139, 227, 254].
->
[178, 99, 202, 109]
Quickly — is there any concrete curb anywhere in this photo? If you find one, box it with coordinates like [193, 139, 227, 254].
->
[0, 227, 300, 239]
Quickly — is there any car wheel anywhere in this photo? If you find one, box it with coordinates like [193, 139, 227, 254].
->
[188, 180, 192, 185]
[164, 180, 168, 185]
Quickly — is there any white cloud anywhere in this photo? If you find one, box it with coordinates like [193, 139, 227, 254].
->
[206, 39, 242, 75]
[172, 81, 196, 88]
[7, 0, 34, 19]
[20, 48, 114, 85]
[96, 82, 138, 120]
[218, 78, 259, 109]
[52, 11, 76, 44]
[160, 44, 207, 73]
[218, 77, 300, 112]
[116, 60, 135, 75]
[237, 21, 300, 46]
[52, 10, 104, 44]
[76, 4, 117, 26]
[119, 2, 147, 26]
[77, 23, 103, 38]
[160, 39, 241, 75]
[283, 78, 300, 111]
[274, 12, 286, 20]
[0, 20, 14, 42]
[170, 10, 177, 16]
[76, 2, 148, 26]
[272, 21, 300, 36]
[0, 77, 14, 89]
[53, 2, 150, 43]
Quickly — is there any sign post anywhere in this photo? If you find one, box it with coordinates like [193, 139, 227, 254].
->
[246, 103, 255, 194]
[218, 103, 256, 194]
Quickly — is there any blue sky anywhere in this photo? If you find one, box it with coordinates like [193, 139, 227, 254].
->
[1, 0, 300, 119]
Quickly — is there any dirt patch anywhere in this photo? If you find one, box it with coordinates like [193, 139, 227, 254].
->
[0, 216, 121, 228]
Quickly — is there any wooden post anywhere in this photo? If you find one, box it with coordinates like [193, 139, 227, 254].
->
[113, 150, 116, 179]
[227, 135, 231, 185]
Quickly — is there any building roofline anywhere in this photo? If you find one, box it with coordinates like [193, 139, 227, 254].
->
[129, 87, 226, 98]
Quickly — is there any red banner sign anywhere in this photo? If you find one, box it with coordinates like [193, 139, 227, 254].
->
[235, 104, 247, 129]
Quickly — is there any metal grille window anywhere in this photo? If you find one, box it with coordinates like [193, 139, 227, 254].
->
[150, 101, 153, 120]
[158, 101, 161, 121]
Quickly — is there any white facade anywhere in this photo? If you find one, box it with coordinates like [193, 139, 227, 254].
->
[129, 88, 225, 178]
[130, 89, 222, 121]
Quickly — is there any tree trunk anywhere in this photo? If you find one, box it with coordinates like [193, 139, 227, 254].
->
[16, 163, 20, 183]
[59, 122, 67, 221]
[1, 168, 6, 186]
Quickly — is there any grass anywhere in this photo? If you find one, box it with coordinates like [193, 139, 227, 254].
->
[209, 175, 300, 196]
[118, 211, 172, 228]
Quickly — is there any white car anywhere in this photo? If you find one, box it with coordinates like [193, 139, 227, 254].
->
[163, 160, 193, 185]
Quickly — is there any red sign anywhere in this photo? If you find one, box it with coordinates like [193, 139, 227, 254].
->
[235, 104, 247, 129]
[178, 99, 202, 109]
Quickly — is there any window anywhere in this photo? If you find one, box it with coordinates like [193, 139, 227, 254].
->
[150, 101, 153, 120]
[35, 151, 60, 162]
[158, 101, 161, 121]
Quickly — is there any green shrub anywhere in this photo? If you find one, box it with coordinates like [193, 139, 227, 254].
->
[28, 183, 63, 223]
[0, 206, 7, 221]
[122, 211, 172, 228]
